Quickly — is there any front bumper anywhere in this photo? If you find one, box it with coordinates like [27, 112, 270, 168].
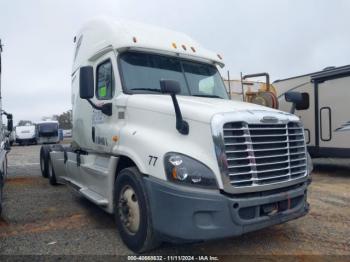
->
[143, 177, 309, 242]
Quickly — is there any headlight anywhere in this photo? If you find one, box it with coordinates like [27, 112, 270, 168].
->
[164, 153, 218, 189]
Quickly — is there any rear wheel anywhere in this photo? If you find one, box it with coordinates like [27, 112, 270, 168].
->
[40, 146, 51, 178]
[114, 167, 160, 253]
[48, 158, 58, 186]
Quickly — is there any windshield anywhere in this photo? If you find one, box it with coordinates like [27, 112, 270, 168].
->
[119, 52, 229, 99]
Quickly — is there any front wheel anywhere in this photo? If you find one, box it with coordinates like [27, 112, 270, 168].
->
[114, 167, 160, 253]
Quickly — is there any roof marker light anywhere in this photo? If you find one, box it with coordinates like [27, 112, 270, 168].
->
[132, 37, 137, 43]
[181, 44, 187, 51]
[190, 47, 196, 52]
[172, 42, 177, 49]
[217, 54, 223, 60]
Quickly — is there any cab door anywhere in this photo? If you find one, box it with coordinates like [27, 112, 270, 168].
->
[91, 52, 119, 153]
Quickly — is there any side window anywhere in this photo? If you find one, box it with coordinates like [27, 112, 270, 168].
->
[96, 60, 114, 100]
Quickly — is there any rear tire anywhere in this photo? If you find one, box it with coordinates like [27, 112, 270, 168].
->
[114, 167, 160, 253]
[40, 146, 51, 178]
[48, 157, 58, 186]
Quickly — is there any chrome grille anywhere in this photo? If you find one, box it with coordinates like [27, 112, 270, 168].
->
[223, 121, 307, 188]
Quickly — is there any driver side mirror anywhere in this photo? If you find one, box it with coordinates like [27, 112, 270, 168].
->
[7, 114, 13, 132]
[79, 66, 112, 116]
[80, 66, 94, 99]
[159, 80, 189, 135]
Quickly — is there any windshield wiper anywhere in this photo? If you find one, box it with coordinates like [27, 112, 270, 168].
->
[192, 94, 223, 99]
[130, 88, 162, 93]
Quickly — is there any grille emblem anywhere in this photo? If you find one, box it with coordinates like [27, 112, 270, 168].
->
[260, 116, 278, 123]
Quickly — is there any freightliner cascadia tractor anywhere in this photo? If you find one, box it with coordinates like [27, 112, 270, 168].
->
[40, 18, 312, 252]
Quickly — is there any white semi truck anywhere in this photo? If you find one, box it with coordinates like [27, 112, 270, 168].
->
[40, 18, 312, 252]
[0, 39, 14, 215]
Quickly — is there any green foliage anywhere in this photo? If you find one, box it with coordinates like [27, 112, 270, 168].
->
[53, 110, 72, 130]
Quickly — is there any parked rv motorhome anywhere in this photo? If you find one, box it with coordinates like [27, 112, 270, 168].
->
[15, 124, 37, 145]
[273, 65, 350, 158]
[0, 39, 14, 215]
[40, 18, 312, 252]
[36, 120, 59, 144]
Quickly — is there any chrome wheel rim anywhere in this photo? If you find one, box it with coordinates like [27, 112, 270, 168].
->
[118, 185, 140, 235]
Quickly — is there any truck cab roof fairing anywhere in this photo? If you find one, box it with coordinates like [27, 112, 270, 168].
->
[72, 17, 224, 73]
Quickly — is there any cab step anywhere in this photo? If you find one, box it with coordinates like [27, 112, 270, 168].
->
[79, 188, 109, 206]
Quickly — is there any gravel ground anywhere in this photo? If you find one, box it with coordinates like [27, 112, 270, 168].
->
[0, 144, 349, 258]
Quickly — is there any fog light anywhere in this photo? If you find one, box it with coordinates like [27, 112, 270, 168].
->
[190, 170, 202, 183]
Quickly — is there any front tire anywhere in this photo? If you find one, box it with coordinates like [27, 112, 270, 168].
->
[114, 167, 160, 253]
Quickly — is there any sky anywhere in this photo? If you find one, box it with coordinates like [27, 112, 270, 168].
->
[0, 0, 349, 124]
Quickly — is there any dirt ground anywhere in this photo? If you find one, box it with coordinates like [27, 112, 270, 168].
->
[0, 144, 349, 258]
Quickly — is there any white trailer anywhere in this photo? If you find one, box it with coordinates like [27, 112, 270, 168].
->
[0, 39, 14, 215]
[15, 124, 37, 145]
[40, 18, 312, 252]
[273, 65, 350, 158]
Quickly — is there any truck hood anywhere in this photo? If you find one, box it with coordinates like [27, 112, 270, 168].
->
[126, 94, 294, 123]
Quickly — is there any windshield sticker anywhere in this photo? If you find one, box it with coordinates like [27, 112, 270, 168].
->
[99, 86, 107, 97]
